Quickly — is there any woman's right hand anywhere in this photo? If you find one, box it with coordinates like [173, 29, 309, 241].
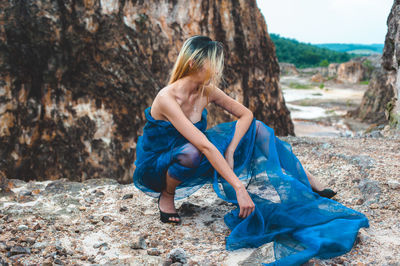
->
[235, 184, 255, 218]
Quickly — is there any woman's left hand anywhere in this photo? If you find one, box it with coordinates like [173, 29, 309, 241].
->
[224, 149, 235, 169]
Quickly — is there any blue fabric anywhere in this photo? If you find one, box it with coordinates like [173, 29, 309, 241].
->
[133, 106, 369, 265]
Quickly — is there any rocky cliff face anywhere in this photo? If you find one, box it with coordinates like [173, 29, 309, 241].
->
[0, 0, 293, 183]
[348, 1, 400, 126]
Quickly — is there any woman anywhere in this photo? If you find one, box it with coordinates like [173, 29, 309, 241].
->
[133, 35, 368, 265]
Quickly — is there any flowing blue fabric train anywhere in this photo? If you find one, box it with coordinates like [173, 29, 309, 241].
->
[133, 106, 369, 265]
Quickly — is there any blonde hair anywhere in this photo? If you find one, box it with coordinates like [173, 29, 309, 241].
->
[167, 35, 225, 101]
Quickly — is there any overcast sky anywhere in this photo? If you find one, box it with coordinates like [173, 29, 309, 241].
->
[256, 0, 394, 44]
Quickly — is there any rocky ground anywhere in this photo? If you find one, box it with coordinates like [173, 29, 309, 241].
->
[1, 127, 399, 265]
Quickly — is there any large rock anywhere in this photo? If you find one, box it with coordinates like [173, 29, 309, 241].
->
[347, 67, 395, 123]
[279, 63, 299, 76]
[337, 61, 366, 83]
[0, 0, 293, 183]
[348, 1, 400, 127]
[328, 63, 339, 78]
[335, 55, 380, 84]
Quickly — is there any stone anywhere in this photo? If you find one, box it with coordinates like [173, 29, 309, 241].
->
[167, 248, 187, 264]
[17, 225, 28, 231]
[8, 246, 31, 256]
[119, 206, 128, 212]
[19, 190, 32, 196]
[101, 216, 113, 223]
[122, 193, 133, 200]
[33, 223, 41, 230]
[328, 63, 339, 77]
[311, 73, 325, 83]
[369, 203, 379, 209]
[358, 179, 381, 204]
[130, 236, 147, 250]
[53, 258, 65, 265]
[321, 143, 332, 149]
[32, 242, 48, 250]
[279, 63, 299, 76]
[388, 180, 400, 190]
[354, 198, 364, 205]
[93, 242, 108, 249]
[95, 191, 105, 197]
[43, 180, 87, 196]
[337, 61, 367, 84]
[147, 248, 161, 256]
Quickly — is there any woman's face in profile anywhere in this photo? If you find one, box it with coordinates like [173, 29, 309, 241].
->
[196, 59, 213, 85]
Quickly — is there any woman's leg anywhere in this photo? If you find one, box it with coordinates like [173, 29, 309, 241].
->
[303, 168, 325, 191]
[159, 142, 204, 222]
[254, 120, 326, 191]
[159, 171, 182, 222]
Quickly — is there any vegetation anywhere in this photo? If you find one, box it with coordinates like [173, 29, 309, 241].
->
[270, 34, 360, 68]
[288, 82, 313, 89]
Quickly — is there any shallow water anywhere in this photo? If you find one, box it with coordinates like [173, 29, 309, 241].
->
[280, 75, 369, 137]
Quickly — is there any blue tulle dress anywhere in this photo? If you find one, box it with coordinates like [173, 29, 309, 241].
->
[133, 106, 369, 265]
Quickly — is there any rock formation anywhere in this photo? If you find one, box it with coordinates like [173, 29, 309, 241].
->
[0, 0, 293, 183]
[279, 63, 299, 76]
[337, 61, 366, 83]
[348, 0, 400, 127]
[347, 68, 395, 123]
[328, 63, 339, 78]
[310, 73, 325, 83]
[336, 55, 381, 84]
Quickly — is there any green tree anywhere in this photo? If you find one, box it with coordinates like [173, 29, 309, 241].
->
[270, 33, 359, 68]
[320, 59, 329, 67]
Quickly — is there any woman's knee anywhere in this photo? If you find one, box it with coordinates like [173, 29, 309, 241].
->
[176, 143, 203, 168]
[255, 120, 273, 138]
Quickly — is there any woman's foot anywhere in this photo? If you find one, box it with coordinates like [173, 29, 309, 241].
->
[304, 168, 337, 199]
[312, 187, 337, 199]
[158, 190, 181, 224]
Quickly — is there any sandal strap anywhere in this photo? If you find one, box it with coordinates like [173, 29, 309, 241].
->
[160, 210, 181, 224]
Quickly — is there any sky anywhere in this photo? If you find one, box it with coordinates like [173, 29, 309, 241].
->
[256, 0, 394, 44]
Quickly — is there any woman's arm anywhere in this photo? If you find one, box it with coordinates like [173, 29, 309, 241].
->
[156, 93, 255, 218]
[208, 86, 254, 166]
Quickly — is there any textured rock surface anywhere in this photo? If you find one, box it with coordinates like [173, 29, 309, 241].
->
[348, 1, 400, 127]
[337, 61, 366, 84]
[1, 129, 399, 265]
[0, 0, 293, 183]
[279, 63, 299, 76]
[347, 68, 395, 123]
[328, 63, 339, 78]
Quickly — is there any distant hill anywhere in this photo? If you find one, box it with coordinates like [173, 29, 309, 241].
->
[314, 43, 384, 55]
[270, 33, 358, 68]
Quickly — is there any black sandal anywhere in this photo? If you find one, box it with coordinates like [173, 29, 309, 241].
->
[312, 188, 337, 199]
[158, 191, 181, 224]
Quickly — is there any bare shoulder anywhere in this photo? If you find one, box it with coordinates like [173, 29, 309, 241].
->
[150, 86, 175, 120]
